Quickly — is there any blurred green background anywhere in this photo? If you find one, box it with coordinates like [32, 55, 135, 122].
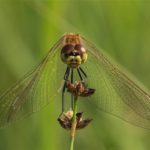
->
[0, 0, 150, 150]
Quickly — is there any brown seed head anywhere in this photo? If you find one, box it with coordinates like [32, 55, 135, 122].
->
[66, 81, 95, 97]
[58, 111, 93, 130]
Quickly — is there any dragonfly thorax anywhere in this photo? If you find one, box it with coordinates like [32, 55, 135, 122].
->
[61, 44, 88, 68]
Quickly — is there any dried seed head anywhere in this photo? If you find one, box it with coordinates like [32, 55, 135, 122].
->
[64, 110, 73, 119]
[66, 81, 95, 97]
[57, 111, 73, 129]
[76, 112, 93, 129]
[58, 111, 93, 130]
[80, 88, 95, 97]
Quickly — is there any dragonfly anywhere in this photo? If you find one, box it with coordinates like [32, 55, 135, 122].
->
[0, 33, 150, 129]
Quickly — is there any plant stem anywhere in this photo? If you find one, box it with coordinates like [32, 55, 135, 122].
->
[69, 96, 78, 150]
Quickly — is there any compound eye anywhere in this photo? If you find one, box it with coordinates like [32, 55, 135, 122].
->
[61, 44, 74, 54]
[74, 44, 86, 53]
[61, 44, 74, 63]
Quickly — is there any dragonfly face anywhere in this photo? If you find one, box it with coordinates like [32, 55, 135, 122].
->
[61, 34, 88, 68]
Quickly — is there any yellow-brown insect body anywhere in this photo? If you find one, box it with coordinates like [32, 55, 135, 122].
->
[61, 33, 88, 68]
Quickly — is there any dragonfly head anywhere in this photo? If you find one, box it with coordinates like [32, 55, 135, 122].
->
[61, 44, 88, 68]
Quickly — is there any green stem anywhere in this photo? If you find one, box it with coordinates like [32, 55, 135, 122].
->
[69, 96, 78, 150]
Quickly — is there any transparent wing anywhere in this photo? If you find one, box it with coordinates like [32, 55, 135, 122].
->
[0, 36, 66, 128]
[82, 37, 150, 129]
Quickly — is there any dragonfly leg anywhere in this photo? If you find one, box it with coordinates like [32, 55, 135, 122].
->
[77, 67, 87, 87]
[71, 68, 74, 110]
[79, 67, 87, 78]
[62, 67, 70, 113]
[77, 68, 84, 81]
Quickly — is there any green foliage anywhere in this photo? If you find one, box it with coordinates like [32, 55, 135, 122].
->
[0, 0, 150, 150]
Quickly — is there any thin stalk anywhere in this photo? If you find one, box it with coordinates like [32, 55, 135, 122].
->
[69, 96, 78, 150]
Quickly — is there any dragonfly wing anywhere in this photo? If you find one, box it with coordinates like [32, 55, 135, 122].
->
[82, 37, 150, 129]
[0, 36, 65, 128]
